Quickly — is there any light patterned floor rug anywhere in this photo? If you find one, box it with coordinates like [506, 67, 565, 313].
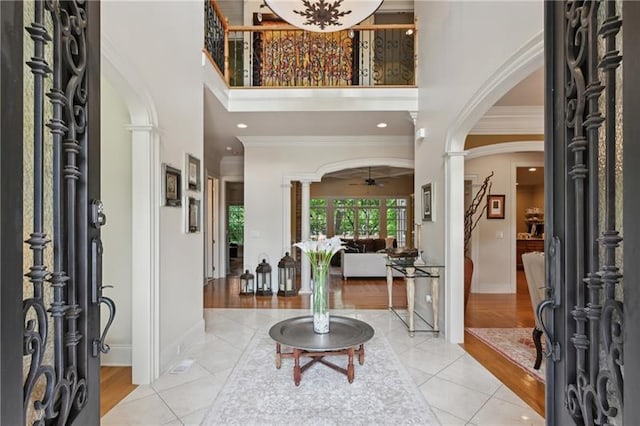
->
[466, 327, 545, 382]
[202, 330, 440, 425]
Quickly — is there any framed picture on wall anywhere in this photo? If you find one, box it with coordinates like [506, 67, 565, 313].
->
[187, 197, 201, 233]
[422, 183, 434, 222]
[487, 194, 506, 219]
[163, 164, 182, 207]
[186, 154, 201, 192]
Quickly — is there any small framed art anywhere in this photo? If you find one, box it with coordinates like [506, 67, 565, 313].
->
[487, 194, 506, 219]
[187, 197, 201, 233]
[163, 164, 182, 207]
[422, 183, 434, 222]
[186, 154, 201, 192]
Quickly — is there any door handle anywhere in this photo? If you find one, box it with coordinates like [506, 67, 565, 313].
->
[536, 299, 556, 359]
[91, 237, 117, 357]
[535, 236, 561, 361]
[93, 289, 116, 357]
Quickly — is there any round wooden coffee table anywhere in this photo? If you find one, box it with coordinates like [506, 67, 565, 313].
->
[269, 316, 375, 386]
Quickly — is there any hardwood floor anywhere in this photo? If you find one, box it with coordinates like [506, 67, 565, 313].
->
[203, 268, 407, 309]
[100, 366, 137, 417]
[101, 268, 545, 418]
[463, 270, 545, 416]
[464, 270, 536, 328]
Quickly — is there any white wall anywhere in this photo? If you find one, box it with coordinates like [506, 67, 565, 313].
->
[241, 140, 412, 273]
[413, 1, 543, 339]
[465, 152, 544, 293]
[100, 78, 133, 365]
[102, 1, 205, 372]
[414, 1, 543, 262]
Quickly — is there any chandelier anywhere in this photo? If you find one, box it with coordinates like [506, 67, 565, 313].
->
[263, 0, 383, 32]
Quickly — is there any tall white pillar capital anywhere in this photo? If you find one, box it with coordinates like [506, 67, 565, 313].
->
[126, 123, 162, 135]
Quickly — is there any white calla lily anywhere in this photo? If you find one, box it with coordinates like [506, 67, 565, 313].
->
[294, 235, 345, 333]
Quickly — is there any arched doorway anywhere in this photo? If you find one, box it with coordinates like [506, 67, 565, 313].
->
[102, 40, 160, 385]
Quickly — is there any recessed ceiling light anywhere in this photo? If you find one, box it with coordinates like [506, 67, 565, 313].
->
[528, 167, 537, 172]
[377, 122, 387, 128]
[226, 146, 232, 151]
[237, 123, 248, 129]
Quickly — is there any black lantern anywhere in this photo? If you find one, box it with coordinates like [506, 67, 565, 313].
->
[255, 259, 272, 296]
[277, 252, 297, 296]
[239, 269, 254, 295]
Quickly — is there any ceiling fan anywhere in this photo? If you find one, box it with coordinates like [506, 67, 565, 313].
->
[349, 167, 385, 187]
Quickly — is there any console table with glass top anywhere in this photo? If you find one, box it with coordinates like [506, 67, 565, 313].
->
[386, 257, 444, 336]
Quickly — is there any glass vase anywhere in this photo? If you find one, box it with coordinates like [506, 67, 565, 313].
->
[312, 263, 330, 333]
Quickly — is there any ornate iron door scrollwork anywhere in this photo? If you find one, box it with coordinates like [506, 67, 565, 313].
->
[22, 0, 104, 424]
[564, 1, 623, 424]
[546, 1, 625, 424]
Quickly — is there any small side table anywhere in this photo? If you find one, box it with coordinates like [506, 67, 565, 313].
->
[386, 257, 445, 336]
[269, 316, 374, 386]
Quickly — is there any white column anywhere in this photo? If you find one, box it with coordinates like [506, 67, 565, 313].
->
[282, 181, 292, 259]
[128, 124, 160, 385]
[299, 180, 312, 294]
[218, 179, 228, 277]
[444, 151, 467, 343]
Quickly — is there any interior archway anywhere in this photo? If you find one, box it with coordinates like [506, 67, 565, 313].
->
[102, 38, 160, 385]
[443, 32, 544, 343]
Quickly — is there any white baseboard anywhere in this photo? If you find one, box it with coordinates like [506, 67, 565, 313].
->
[159, 319, 205, 374]
[101, 344, 132, 366]
[472, 282, 514, 294]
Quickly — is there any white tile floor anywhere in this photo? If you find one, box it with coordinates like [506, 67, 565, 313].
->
[101, 309, 544, 425]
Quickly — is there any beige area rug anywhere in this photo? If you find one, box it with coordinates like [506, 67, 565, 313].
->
[202, 329, 440, 425]
[466, 327, 545, 382]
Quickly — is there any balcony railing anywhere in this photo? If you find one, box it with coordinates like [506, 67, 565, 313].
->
[204, 0, 416, 88]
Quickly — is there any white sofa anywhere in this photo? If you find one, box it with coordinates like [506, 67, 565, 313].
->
[340, 252, 403, 279]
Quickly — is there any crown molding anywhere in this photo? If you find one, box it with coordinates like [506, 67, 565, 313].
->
[238, 135, 413, 147]
[465, 140, 544, 160]
[469, 105, 543, 135]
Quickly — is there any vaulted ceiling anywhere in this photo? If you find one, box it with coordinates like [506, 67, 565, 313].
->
[205, 2, 544, 182]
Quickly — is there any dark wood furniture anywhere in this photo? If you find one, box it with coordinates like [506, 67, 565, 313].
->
[516, 239, 544, 269]
[269, 316, 374, 386]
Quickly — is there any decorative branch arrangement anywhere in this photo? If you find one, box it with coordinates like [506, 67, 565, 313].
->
[464, 171, 494, 254]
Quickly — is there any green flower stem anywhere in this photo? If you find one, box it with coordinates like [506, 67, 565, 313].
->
[312, 263, 328, 315]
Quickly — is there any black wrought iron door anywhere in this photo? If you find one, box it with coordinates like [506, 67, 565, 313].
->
[543, 0, 639, 424]
[1, 1, 111, 424]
